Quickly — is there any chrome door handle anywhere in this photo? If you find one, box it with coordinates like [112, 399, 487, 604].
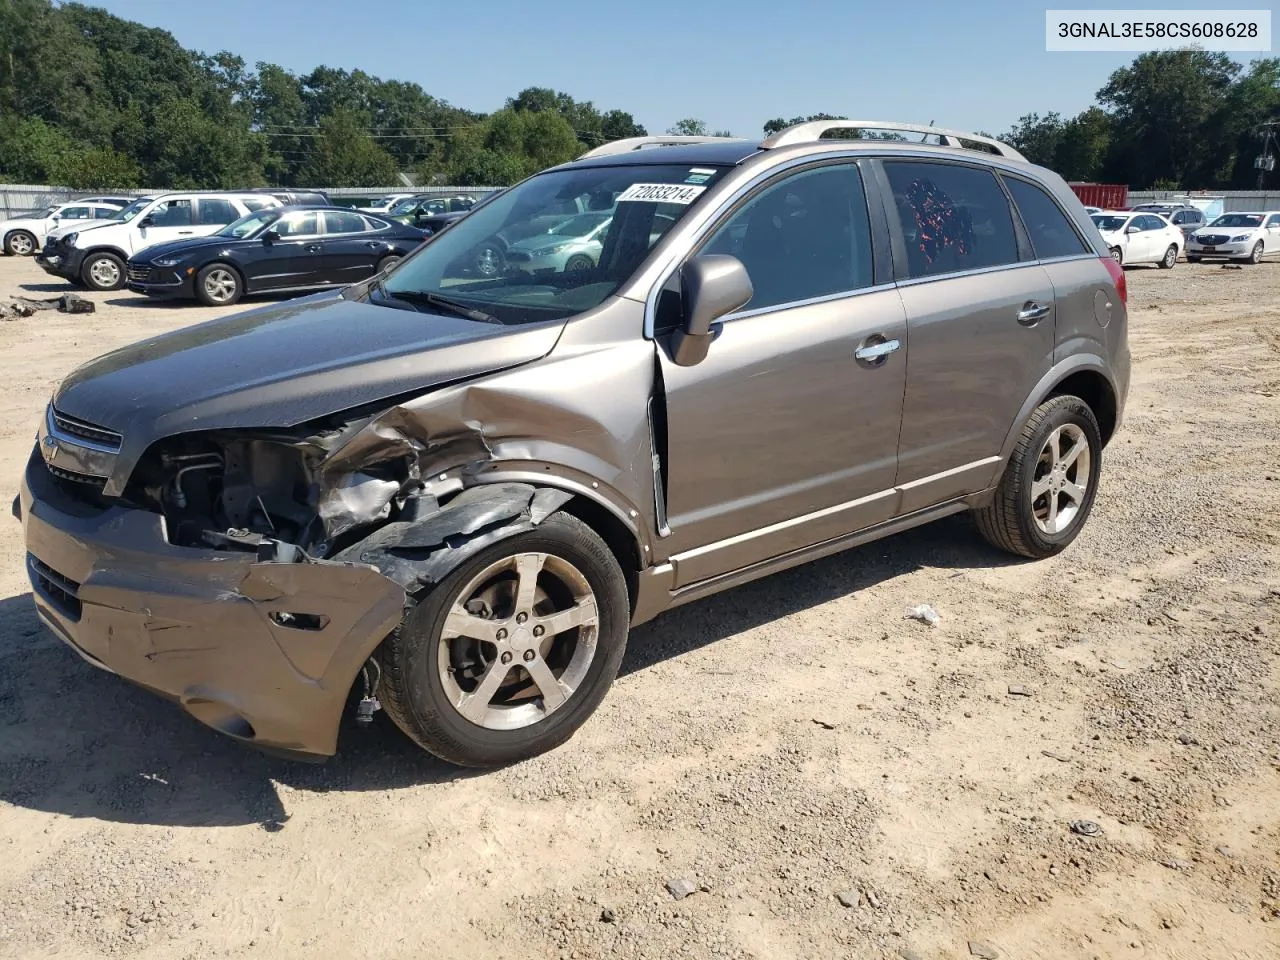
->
[855, 338, 900, 361]
[1017, 301, 1052, 324]
[305, 244, 322, 253]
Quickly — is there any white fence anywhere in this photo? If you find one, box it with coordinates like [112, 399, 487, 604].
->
[0, 184, 500, 219]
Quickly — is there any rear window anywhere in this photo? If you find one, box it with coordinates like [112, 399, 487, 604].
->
[1004, 177, 1088, 260]
[884, 161, 1020, 278]
[196, 198, 240, 225]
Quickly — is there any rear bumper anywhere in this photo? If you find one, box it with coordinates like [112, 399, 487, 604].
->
[18, 449, 406, 759]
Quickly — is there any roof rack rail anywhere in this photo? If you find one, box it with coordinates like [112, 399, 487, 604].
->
[760, 120, 1026, 162]
[577, 135, 741, 160]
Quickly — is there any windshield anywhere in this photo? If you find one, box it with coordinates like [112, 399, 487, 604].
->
[1207, 214, 1263, 229]
[108, 197, 153, 222]
[1091, 214, 1128, 232]
[379, 163, 729, 324]
[217, 209, 280, 238]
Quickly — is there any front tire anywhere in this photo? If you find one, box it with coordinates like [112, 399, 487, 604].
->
[81, 251, 125, 291]
[4, 230, 37, 256]
[1110, 247, 1123, 265]
[1158, 244, 1177, 269]
[564, 254, 594, 273]
[1249, 241, 1264, 265]
[974, 395, 1103, 560]
[378, 511, 629, 768]
[473, 242, 505, 278]
[195, 263, 242, 306]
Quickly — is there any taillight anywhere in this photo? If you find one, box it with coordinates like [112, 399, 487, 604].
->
[1101, 255, 1126, 305]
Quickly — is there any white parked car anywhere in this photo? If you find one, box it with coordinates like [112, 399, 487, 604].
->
[1089, 210, 1183, 268]
[1186, 211, 1280, 264]
[1, 199, 128, 256]
[358, 193, 416, 214]
[36, 192, 282, 290]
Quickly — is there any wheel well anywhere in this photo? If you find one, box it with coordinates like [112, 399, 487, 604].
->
[560, 495, 642, 616]
[83, 246, 128, 263]
[1050, 371, 1117, 445]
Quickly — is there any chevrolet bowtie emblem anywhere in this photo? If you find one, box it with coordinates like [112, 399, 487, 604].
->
[41, 434, 59, 461]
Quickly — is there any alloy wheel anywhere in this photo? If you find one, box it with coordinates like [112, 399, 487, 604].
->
[7, 232, 34, 256]
[202, 268, 238, 303]
[437, 552, 599, 730]
[89, 257, 120, 288]
[1031, 423, 1091, 535]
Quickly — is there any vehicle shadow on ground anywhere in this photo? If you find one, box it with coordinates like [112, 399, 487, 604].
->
[0, 515, 1021, 829]
[103, 292, 301, 309]
[17, 281, 75, 294]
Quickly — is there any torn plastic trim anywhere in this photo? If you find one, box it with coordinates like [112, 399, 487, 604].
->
[331, 482, 573, 592]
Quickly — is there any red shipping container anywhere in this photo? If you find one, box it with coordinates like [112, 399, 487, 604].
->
[1068, 183, 1128, 209]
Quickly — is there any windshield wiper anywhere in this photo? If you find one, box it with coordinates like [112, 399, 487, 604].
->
[377, 287, 503, 325]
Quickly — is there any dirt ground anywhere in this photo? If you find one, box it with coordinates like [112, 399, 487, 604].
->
[0, 253, 1276, 960]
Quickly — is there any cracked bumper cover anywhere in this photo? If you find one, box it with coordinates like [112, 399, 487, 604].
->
[19, 450, 407, 759]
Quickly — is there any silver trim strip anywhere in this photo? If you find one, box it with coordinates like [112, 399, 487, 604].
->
[46, 405, 121, 454]
[897, 456, 1001, 491]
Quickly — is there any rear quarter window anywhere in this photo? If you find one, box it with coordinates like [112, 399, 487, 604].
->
[1003, 177, 1089, 260]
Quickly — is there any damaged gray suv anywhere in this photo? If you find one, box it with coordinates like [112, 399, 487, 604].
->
[18, 120, 1130, 767]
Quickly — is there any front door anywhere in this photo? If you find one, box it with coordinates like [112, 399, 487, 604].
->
[882, 159, 1057, 511]
[657, 162, 907, 587]
[1265, 214, 1280, 254]
[245, 210, 324, 290]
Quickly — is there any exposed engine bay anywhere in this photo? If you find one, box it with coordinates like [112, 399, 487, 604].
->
[120, 409, 574, 593]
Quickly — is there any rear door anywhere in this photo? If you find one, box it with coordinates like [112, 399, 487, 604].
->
[193, 197, 243, 234]
[880, 158, 1056, 510]
[319, 209, 383, 284]
[243, 210, 323, 290]
[1001, 174, 1107, 367]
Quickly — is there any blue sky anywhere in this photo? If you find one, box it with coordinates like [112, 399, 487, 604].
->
[90, 0, 1275, 138]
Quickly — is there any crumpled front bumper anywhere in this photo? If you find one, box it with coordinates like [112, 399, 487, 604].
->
[18, 449, 406, 760]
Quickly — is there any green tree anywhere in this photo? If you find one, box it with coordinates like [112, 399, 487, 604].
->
[667, 118, 710, 136]
[299, 109, 399, 186]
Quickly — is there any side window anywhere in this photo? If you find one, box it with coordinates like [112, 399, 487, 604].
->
[884, 161, 1019, 278]
[196, 198, 240, 225]
[1004, 178, 1088, 260]
[1140, 215, 1163, 231]
[58, 206, 91, 220]
[274, 212, 320, 237]
[242, 198, 274, 211]
[148, 199, 193, 227]
[92, 206, 116, 219]
[323, 210, 370, 234]
[1267, 215, 1280, 228]
[699, 163, 874, 311]
[1172, 212, 1187, 224]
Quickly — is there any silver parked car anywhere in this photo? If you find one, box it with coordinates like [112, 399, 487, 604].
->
[19, 120, 1129, 768]
[504, 212, 613, 274]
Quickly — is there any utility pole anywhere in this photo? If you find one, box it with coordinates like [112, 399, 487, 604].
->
[1255, 121, 1278, 191]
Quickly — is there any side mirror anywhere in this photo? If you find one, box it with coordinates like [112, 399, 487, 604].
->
[140, 215, 154, 227]
[1126, 225, 1140, 234]
[670, 255, 753, 367]
[262, 229, 279, 245]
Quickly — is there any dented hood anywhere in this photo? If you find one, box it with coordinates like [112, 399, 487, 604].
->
[53, 290, 564, 444]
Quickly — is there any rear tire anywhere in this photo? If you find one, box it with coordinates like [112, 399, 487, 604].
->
[3, 230, 37, 256]
[1110, 247, 1123, 265]
[974, 395, 1103, 560]
[1158, 244, 1177, 269]
[81, 251, 125, 291]
[378, 511, 629, 768]
[376, 255, 401, 274]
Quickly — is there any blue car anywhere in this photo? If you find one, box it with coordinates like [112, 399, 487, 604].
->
[125, 205, 428, 306]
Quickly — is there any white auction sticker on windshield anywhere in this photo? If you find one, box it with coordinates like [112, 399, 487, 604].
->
[615, 183, 707, 204]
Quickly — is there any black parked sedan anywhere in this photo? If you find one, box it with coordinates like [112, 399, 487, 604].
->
[125, 206, 427, 306]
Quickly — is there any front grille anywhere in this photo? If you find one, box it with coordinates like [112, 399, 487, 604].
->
[45, 463, 106, 487]
[50, 408, 122, 451]
[28, 554, 82, 621]
[126, 265, 151, 282]
[1197, 235, 1229, 245]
